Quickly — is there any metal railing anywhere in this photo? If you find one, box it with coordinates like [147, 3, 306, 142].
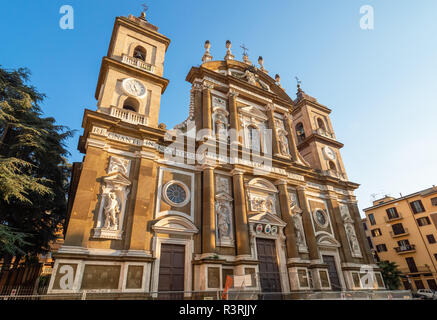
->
[121, 54, 155, 73]
[384, 213, 403, 222]
[394, 244, 416, 253]
[390, 228, 409, 237]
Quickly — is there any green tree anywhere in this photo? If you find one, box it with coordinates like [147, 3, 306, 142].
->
[377, 260, 402, 290]
[0, 66, 73, 263]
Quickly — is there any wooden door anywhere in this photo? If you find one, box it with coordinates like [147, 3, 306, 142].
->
[322, 255, 341, 291]
[256, 238, 282, 299]
[158, 244, 185, 299]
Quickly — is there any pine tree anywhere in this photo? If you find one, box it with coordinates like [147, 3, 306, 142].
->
[0, 66, 73, 262]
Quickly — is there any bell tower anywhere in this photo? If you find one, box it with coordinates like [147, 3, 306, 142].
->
[291, 84, 348, 181]
[95, 11, 170, 127]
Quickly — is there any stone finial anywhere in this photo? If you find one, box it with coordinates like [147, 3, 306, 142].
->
[258, 56, 268, 73]
[224, 40, 235, 61]
[275, 74, 282, 88]
[202, 40, 213, 63]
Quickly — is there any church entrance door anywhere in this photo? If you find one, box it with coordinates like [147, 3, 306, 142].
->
[322, 255, 341, 291]
[256, 238, 282, 299]
[158, 244, 185, 299]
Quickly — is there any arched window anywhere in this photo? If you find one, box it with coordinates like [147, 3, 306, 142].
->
[133, 46, 146, 61]
[123, 97, 139, 112]
[295, 122, 305, 143]
[328, 161, 337, 171]
[317, 118, 326, 131]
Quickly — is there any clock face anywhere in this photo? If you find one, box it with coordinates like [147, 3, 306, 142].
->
[122, 79, 146, 97]
[323, 146, 336, 160]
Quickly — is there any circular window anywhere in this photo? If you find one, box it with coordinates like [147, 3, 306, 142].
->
[314, 209, 329, 228]
[162, 181, 190, 207]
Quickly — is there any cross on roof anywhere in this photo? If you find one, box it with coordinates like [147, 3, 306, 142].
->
[240, 44, 249, 56]
[295, 76, 302, 86]
[142, 3, 149, 13]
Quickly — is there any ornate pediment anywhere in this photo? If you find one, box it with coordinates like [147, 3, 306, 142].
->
[103, 172, 132, 187]
[247, 178, 278, 193]
[249, 212, 286, 227]
[239, 106, 268, 121]
[152, 216, 198, 235]
[317, 234, 341, 248]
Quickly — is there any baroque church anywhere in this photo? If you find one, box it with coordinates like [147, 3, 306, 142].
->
[48, 11, 385, 298]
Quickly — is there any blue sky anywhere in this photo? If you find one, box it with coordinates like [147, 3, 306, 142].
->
[1, 0, 436, 214]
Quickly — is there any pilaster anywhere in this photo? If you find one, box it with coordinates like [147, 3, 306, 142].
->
[296, 186, 319, 260]
[231, 169, 251, 256]
[228, 89, 241, 145]
[276, 181, 299, 259]
[202, 165, 216, 253]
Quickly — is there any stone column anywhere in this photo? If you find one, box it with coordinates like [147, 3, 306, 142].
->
[296, 186, 318, 260]
[202, 165, 216, 254]
[231, 169, 251, 257]
[128, 151, 158, 252]
[228, 89, 241, 145]
[266, 104, 281, 157]
[325, 196, 352, 262]
[276, 181, 299, 259]
[284, 114, 301, 162]
[202, 82, 214, 132]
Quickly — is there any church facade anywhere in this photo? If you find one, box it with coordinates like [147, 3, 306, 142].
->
[48, 12, 384, 298]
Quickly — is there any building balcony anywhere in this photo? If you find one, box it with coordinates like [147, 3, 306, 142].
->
[389, 228, 409, 238]
[121, 54, 155, 74]
[384, 213, 403, 222]
[313, 128, 336, 140]
[394, 244, 416, 254]
[400, 266, 432, 275]
[109, 106, 148, 126]
[321, 169, 347, 181]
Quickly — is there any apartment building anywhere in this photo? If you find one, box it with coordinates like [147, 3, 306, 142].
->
[363, 186, 437, 291]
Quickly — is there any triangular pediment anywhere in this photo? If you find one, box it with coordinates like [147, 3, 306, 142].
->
[249, 212, 286, 227]
[239, 106, 268, 121]
[103, 172, 131, 186]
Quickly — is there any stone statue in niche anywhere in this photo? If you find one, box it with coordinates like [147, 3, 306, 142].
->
[340, 204, 362, 257]
[289, 193, 308, 252]
[217, 204, 231, 238]
[345, 224, 361, 254]
[103, 191, 120, 230]
[92, 172, 131, 240]
[279, 132, 290, 155]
